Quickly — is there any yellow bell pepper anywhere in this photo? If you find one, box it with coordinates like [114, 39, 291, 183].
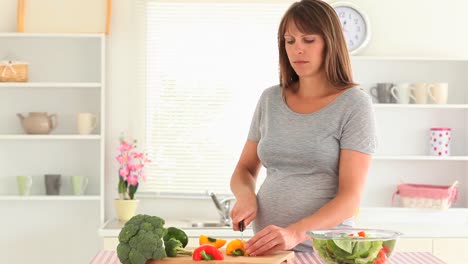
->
[199, 235, 227, 249]
[226, 239, 246, 256]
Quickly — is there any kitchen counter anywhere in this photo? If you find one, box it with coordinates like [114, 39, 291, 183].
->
[356, 207, 468, 238]
[99, 219, 254, 238]
[98, 218, 467, 263]
[99, 218, 468, 238]
[355, 222, 468, 237]
[90, 250, 446, 264]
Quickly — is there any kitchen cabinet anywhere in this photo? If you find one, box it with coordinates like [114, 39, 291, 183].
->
[433, 238, 468, 264]
[0, 33, 105, 263]
[350, 56, 468, 229]
[395, 238, 432, 253]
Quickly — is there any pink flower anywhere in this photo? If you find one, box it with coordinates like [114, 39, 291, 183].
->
[127, 175, 138, 186]
[132, 152, 144, 159]
[127, 163, 137, 171]
[119, 167, 129, 178]
[119, 141, 133, 152]
[117, 134, 152, 199]
[116, 154, 129, 164]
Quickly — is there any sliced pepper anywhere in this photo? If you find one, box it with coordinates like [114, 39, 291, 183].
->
[199, 235, 227, 249]
[373, 248, 388, 264]
[192, 244, 224, 261]
[226, 239, 247, 256]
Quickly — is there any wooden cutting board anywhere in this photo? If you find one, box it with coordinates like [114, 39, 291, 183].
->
[148, 250, 295, 264]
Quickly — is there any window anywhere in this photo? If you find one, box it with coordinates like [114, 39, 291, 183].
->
[137, 0, 292, 196]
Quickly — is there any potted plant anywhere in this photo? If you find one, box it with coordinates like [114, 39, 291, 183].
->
[114, 134, 151, 221]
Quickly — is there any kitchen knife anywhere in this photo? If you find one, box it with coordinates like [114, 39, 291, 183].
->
[239, 219, 245, 241]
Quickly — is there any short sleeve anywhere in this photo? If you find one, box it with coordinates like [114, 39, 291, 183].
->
[247, 92, 264, 142]
[340, 93, 377, 155]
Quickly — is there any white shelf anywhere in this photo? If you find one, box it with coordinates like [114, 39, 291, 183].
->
[0, 82, 101, 88]
[373, 155, 468, 161]
[0, 32, 104, 38]
[374, 104, 468, 109]
[0, 135, 101, 140]
[0, 195, 100, 201]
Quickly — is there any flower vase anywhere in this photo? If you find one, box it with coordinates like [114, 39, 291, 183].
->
[114, 199, 139, 221]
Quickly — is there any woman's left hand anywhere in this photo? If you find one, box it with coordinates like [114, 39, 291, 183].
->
[244, 225, 308, 256]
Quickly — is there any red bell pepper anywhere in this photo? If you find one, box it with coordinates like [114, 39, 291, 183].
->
[373, 248, 388, 264]
[192, 244, 224, 261]
[382, 245, 390, 253]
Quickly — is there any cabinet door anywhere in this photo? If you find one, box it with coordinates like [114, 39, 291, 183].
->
[103, 237, 119, 251]
[433, 238, 468, 264]
[395, 238, 432, 252]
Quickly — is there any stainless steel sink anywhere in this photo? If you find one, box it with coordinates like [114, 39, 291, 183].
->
[190, 222, 230, 228]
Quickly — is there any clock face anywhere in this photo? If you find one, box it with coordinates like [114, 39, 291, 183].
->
[334, 6, 369, 53]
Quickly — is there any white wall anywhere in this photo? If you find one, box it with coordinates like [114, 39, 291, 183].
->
[1, 0, 468, 263]
[106, 0, 468, 220]
[339, 0, 468, 57]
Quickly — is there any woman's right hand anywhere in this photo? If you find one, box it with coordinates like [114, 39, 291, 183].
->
[230, 195, 257, 231]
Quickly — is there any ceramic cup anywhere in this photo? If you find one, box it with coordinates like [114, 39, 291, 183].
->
[17, 175, 32, 196]
[410, 83, 430, 104]
[429, 128, 451, 156]
[77, 113, 97, 135]
[370, 83, 397, 103]
[45, 174, 62, 195]
[390, 83, 416, 104]
[71, 176, 89, 195]
[428, 83, 448, 104]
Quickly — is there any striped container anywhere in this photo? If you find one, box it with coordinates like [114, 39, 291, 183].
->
[393, 181, 458, 210]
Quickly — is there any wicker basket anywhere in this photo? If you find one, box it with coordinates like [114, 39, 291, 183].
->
[392, 180, 459, 210]
[0, 60, 28, 82]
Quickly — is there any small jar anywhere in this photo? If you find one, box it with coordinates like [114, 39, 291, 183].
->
[429, 127, 451, 156]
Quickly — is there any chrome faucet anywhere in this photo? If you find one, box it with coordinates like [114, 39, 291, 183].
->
[207, 190, 236, 226]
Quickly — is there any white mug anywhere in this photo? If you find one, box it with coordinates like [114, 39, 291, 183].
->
[77, 113, 97, 135]
[390, 83, 416, 104]
[428, 83, 448, 104]
[410, 83, 429, 104]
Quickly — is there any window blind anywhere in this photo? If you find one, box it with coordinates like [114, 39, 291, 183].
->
[137, 0, 293, 196]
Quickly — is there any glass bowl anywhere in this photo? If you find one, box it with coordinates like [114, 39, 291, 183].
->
[307, 228, 402, 264]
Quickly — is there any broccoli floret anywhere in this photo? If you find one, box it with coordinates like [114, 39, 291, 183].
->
[163, 227, 189, 248]
[153, 248, 167, 259]
[116, 243, 131, 262]
[116, 214, 168, 264]
[164, 238, 193, 257]
[129, 249, 146, 264]
[119, 223, 139, 243]
[126, 214, 165, 229]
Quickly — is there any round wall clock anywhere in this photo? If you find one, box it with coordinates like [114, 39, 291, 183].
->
[331, 2, 371, 55]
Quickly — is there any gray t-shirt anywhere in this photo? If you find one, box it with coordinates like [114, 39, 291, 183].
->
[247, 85, 376, 252]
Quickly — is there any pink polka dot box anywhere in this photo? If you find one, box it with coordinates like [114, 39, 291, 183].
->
[393, 180, 459, 210]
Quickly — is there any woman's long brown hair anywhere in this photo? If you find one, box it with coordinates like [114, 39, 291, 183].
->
[278, 0, 357, 92]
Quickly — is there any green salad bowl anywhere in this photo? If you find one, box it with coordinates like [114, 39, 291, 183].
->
[307, 228, 402, 264]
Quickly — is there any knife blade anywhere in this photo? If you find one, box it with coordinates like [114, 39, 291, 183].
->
[239, 219, 245, 241]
